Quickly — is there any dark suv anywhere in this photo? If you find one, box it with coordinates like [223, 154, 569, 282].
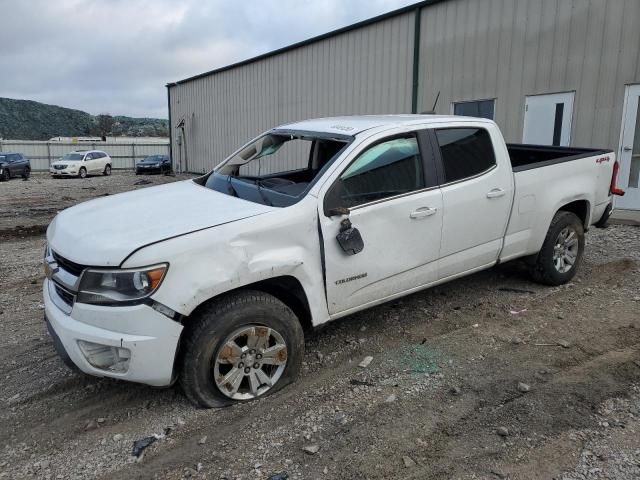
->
[0, 153, 31, 181]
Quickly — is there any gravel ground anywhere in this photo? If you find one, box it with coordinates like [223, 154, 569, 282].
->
[0, 173, 639, 480]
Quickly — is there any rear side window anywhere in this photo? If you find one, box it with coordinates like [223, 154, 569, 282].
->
[327, 135, 424, 209]
[435, 128, 496, 183]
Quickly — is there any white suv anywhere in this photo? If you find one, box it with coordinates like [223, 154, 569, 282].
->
[50, 150, 112, 178]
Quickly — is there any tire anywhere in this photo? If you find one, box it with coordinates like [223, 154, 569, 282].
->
[78, 167, 87, 179]
[1, 169, 9, 181]
[21, 167, 31, 179]
[179, 290, 304, 408]
[529, 211, 585, 286]
[103, 164, 111, 176]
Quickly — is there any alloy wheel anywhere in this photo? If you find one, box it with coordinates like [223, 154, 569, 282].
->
[553, 226, 579, 273]
[213, 325, 288, 400]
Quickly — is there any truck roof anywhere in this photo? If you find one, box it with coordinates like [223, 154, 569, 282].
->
[275, 114, 491, 136]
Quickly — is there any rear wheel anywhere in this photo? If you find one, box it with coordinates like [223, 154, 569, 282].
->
[103, 164, 111, 176]
[179, 290, 304, 408]
[78, 167, 87, 179]
[529, 211, 584, 286]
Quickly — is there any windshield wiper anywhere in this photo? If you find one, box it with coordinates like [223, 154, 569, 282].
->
[255, 179, 273, 207]
[226, 175, 239, 198]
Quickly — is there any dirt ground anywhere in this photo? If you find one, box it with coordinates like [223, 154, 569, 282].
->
[1, 172, 639, 480]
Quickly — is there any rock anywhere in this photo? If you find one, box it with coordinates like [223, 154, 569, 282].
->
[97, 417, 106, 424]
[113, 434, 124, 442]
[84, 419, 98, 430]
[323, 467, 328, 474]
[196, 463, 203, 472]
[517, 382, 530, 393]
[358, 356, 373, 368]
[496, 427, 509, 437]
[303, 444, 320, 455]
[450, 386, 462, 396]
[316, 352, 324, 361]
[335, 413, 348, 425]
[511, 337, 523, 345]
[385, 394, 397, 403]
[557, 340, 570, 348]
[198, 435, 207, 445]
[402, 456, 416, 468]
[360, 325, 367, 332]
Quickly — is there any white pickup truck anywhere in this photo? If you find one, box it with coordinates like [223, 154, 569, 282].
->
[44, 115, 624, 407]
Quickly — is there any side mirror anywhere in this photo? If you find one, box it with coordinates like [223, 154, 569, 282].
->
[336, 217, 364, 255]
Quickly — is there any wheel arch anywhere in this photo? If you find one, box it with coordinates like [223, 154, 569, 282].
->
[556, 199, 590, 229]
[185, 275, 313, 332]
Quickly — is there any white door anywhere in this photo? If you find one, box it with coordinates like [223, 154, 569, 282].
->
[434, 127, 513, 279]
[523, 92, 575, 146]
[617, 85, 640, 210]
[319, 134, 443, 316]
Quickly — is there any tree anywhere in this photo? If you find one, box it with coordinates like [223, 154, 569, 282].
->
[92, 114, 115, 139]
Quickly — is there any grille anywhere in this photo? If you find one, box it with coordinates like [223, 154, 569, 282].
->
[54, 165, 66, 170]
[52, 251, 86, 277]
[54, 284, 75, 308]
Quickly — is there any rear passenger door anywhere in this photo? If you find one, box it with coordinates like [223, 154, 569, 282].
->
[432, 126, 513, 279]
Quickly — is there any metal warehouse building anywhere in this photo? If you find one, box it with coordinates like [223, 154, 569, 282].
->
[168, 0, 640, 211]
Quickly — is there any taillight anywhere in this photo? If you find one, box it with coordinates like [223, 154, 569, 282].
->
[610, 160, 625, 196]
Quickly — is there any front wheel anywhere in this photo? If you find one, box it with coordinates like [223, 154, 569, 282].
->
[21, 167, 30, 179]
[529, 211, 585, 286]
[103, 164, 111, 176]
[78, 167, 87, 179]
[179, 290, 304, 408]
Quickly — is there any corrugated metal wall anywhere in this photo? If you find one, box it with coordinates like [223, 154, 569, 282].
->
[0, 140, 169, 171]
[169, 12, 415, 173]
[419, 0, 640, 148]
[169, 0, 640, 173]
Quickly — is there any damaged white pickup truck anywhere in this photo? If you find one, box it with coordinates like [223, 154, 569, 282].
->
[44, 115, 624, 407]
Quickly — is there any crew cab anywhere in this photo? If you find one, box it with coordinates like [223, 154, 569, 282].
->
[43, 115, 624, 407]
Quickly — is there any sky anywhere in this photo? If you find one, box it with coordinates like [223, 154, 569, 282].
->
[0, 0, 417, 119]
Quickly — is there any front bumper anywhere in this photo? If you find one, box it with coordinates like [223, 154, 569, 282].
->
[136, 165, 163, 174]
[43, 279, 183, 386]
[49, 168, 78, 176]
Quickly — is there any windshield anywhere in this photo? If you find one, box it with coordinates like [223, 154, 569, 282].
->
[62, 153, 84, 161]
[144, 155, 162, 162]
[203, 131, 350, 207]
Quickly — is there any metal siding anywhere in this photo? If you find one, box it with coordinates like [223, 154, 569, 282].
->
[416, 0, 640, 149]
[169, 12, 415, 173]
[170, 0, 640, 173]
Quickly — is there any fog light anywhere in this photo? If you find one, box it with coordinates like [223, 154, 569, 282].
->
[77, 340, 131, 373]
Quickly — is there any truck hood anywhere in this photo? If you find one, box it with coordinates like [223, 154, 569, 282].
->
[47, 180, 274, 266]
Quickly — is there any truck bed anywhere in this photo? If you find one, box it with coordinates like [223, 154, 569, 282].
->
[506, 144, 612, 172]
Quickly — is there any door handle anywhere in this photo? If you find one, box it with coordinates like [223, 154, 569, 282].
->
[410, 206, 437, 219]
[486, 188, 506, 199]
[623, 146, 633, 152]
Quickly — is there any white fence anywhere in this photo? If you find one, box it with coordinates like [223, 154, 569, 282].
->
[0, 140, 170, 171]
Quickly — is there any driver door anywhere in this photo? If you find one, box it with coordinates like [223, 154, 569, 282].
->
[319, 131, 443, 316]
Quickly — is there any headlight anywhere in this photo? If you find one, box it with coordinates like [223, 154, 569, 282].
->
[77, 264, 168, 305]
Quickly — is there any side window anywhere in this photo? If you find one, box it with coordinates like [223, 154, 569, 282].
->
[452, 99, 495, 120]
[435, 128, 496, 183]
[326, 135, 425, 210]
[85, 153, 93, 160]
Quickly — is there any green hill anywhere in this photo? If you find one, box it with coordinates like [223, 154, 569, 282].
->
[0, 97, 168, 140]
